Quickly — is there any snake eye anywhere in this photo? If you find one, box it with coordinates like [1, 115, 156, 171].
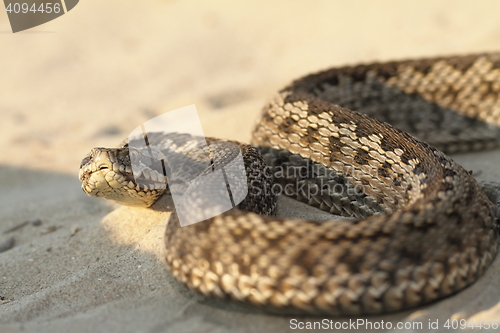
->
[129, 149, 140, 163]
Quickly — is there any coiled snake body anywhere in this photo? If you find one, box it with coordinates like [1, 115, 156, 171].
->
[80, 54, 500, 315]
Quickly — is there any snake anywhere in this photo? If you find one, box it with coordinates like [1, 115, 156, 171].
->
[79, 53, 500, 315]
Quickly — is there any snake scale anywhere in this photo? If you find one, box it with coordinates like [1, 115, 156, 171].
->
[80, 53, 500, 315]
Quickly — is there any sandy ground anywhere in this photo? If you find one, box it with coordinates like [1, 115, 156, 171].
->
[2, 1, 500, 332]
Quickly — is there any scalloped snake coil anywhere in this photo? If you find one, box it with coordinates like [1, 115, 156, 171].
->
[80, 53, 500, 315]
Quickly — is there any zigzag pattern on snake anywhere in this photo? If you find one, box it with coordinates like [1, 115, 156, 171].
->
[79, 53, 500, 315]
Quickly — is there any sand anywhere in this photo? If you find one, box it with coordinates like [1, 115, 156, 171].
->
[2, 1, 500, 332]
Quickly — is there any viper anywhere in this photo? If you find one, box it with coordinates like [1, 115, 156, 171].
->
[79, 53, 500, 315]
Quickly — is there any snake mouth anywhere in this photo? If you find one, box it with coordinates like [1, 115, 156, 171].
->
[79, 160, 167, 193]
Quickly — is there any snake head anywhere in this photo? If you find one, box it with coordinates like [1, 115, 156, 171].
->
[79, 146, 169, 207]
